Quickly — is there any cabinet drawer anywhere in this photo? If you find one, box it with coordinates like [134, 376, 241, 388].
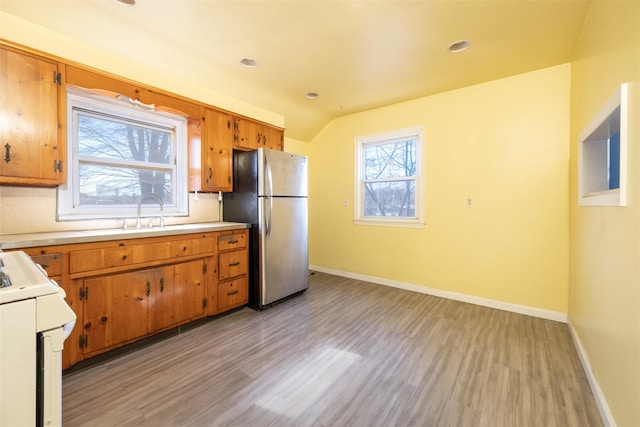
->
[69, 236, 217, 274]
[170, 236, 215, 256]
[70, 246, 136, 273]
[217, 276, 248, 311]
[29, 252, 63, 277]
[193, 237, 216, 254]
[218, 231, 247, 251]
[218, 250, 247, 280]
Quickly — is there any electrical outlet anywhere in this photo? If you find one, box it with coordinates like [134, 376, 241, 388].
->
[466, 197, 473, 208]
[343, 198, 349, 207]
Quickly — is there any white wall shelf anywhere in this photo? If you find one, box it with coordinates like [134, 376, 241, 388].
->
[578, 83, 628, 207]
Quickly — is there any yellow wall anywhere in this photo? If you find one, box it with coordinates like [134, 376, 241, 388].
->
[283, 137, 311, 158]
[305, 65, 571, 313]
[569, 2, 640, 426]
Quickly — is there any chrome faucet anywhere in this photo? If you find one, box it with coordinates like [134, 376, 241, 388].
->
[136, 193, 164, 228]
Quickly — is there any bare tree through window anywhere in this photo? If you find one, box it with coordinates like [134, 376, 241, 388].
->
[363, 139, 416, 217]
[77, 113, 173, 205]
[356, 127, 422, 225]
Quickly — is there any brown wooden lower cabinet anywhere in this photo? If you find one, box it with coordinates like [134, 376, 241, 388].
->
[82, 270, 149, 356]
[80, 260, 206, 357]
[11, 228, 248, 370]
[217, 276, 248, 312]
[214, 231, 249, 312]
[168, 260, 207, 328]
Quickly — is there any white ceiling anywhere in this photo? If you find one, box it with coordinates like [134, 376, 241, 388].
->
[1, 0, 591, 141]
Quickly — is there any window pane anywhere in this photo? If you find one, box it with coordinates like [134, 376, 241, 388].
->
[364, 140, 416, 180]
[608, 131, 620, 189]
[78, 164, 172, 205]
[363, 180, 415, 217]
[77, 113, 172, 164]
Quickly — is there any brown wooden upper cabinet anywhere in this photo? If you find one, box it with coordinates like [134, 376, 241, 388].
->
[234, 116, 283, 151]
[198, 108, 234, 192]
[0, 43, 284, 192]
[0, 46, 66, 186]
[263, 125, 284, 151]
[189, 109, 284, 193]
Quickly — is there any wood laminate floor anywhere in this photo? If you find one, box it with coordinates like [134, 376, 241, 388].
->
[62, 272, 603, 427]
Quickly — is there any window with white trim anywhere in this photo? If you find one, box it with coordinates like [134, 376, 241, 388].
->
[355, 127, 423, 227]
[57, 86, 189, 220]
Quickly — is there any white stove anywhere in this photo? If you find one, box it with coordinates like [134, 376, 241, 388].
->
[0, 250, 76, 427]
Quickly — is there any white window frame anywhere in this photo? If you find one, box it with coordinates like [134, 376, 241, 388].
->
[57, 86, 189, 221]
[355, 126, 424, 228]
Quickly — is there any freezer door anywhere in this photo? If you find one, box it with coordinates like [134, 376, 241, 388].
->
[259, 196, 308, 306]
[258, 148, 308, 197]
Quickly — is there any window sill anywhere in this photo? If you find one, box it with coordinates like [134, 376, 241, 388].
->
[354, 219, 424, 229]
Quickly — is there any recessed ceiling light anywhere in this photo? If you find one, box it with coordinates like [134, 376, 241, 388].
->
[305, 92, 319, 99]
[448, 40, 470, 53]
[113, 0, 135, 6]
[240, 58, 258, 68]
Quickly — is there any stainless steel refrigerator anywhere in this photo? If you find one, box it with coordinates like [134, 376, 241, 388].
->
[223, 148, 308, 309]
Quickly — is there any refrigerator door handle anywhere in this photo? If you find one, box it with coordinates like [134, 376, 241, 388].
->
[264, 153, 274, 238]
[265, 196, 272, 238]
[265, 155, 273, 197]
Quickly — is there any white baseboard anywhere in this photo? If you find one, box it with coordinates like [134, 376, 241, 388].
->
[567, 318, 616, 427]
[309, 265, 568, 323]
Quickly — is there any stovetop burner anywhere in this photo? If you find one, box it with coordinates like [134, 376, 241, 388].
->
[0, 271, 11, 288]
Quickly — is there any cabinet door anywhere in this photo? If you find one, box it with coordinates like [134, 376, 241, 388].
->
[205, 256, 218, 316]
[202, 108, 233, 192]
[173, 260, 206, 323]
[149, 260, 205, 331]
[0, 47, 64, 185]
[82, 270, 149, 356]
[187, 116, 203, 191]
[147, 265, 177, 332]
[234, 116, 259, 150]
[264, 126, 284, 151]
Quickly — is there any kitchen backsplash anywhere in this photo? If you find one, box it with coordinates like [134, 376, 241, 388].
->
[0, 186, 220, 235]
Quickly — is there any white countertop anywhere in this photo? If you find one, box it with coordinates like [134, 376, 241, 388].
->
[0, 222, 250, 249]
